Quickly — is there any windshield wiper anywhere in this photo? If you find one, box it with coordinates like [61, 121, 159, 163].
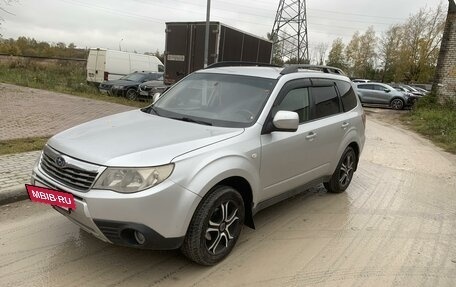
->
[141, 106, 160, 115]
[170, 116, 212, 126]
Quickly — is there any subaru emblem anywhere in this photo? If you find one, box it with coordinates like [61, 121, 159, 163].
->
[55, 156, 66, 168]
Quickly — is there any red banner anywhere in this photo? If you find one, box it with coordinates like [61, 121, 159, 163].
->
[25, 184, 76, 210]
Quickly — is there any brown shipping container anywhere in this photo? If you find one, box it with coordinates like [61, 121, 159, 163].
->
[164, 21, 273, 85]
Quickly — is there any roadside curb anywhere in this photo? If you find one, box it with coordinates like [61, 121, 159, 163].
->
[0, 184, 28, 206]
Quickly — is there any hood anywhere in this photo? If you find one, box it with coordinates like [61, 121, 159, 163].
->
[141, 80, 164, 87]
[48, 110, 244, 167]
[101, 80, 140, 86]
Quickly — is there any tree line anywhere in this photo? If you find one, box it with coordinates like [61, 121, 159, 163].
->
[325, 3, 446, 84]
[0, 36, 166, 62]
[0, 36, 89, 59]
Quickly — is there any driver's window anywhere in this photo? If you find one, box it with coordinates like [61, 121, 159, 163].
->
[277, 87, 310, 123]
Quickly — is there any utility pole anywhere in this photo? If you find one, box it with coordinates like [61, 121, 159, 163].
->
[203, 0, 211, 68]
[271, 0, 309, 64]
[119, 39, 124, 51]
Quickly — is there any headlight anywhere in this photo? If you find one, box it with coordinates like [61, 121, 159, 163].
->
[93, 164, 174, 193]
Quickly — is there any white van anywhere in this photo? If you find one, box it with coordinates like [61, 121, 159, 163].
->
[86, 48, 164, 84]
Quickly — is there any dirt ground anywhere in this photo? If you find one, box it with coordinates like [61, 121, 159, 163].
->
[1, 109, 456, 286]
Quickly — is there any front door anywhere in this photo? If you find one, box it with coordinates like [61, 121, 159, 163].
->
[260, 79, 320, 201]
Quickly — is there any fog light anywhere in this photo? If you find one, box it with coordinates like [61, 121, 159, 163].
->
[134, 230, 146, 245]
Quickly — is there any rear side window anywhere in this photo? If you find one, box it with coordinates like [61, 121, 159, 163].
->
[335, 80, 358, 111]
[311, 86, 340, 119]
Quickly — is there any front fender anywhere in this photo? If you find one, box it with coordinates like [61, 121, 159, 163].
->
[171, 153, 261, 203]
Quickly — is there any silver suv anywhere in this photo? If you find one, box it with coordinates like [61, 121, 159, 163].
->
[356, 82, 416, 110]
[31, 64, 366, 265]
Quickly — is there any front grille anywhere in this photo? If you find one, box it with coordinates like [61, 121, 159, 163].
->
[40, 149, 99, 191]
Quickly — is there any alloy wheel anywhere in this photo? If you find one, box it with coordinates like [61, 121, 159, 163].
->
[339, 152, 355, 187]
[205, 201, 240, 255]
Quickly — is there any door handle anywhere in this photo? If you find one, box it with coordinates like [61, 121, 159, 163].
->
[306, 132, 316, 140]
[341, 122, 350, 129]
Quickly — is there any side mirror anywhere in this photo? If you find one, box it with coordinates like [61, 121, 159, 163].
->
[272, 111, 299, 132]
[384, 88, 390, 93]
[152, 92, 161, 104]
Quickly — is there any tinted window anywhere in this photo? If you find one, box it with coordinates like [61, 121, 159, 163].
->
[311, 86, 340, 119]
[358, 84, 373, 90]
[277, 88, 310, 123]
[335, 80, 357, 111]
[373, 85, 386, 91]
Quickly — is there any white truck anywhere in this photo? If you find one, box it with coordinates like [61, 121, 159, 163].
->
[86, 48, 164, 85]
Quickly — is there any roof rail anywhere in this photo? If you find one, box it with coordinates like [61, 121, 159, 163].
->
[205, 61, 280, 69]
[280, 65, 346, 76]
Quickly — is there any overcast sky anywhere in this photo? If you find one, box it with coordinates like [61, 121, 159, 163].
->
[0, 0, 442, 54]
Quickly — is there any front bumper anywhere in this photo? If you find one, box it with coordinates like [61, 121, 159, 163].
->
[31, 156, 201, 250]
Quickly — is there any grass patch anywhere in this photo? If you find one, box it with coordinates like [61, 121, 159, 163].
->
[0, 137, 49, 156]
[404, 94, 456, 153]
[0, 59, 146, 108]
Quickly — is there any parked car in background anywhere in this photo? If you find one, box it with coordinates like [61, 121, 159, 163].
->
[138, 73, 169, 99]
[99, 72, 163, 100]
[411, 83, 432, 91]
[352, 79, 370, 83]
[411, 86, 430, 94]
[31, 63, 365, 265]
[357, 82, 417, 110]
[390, 84, 425, 97]
[401, 85, 426, 96]
[87, 48, 164, 85]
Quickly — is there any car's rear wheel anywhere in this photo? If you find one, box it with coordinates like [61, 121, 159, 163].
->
[181, 186, 245, 265]
[324, 146, 357, 193]
[126, 88, 138, 101]
[391, 98, 404, 110]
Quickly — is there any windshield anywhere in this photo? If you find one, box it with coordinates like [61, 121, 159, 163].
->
[120, 73, 147, 82]
[151, 73, 277, 127]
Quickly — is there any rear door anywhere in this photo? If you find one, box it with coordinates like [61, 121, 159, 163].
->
[305, 79, 347, 178]
[165, 23, 190, 85]
[357, 84, 376, 103]
[86, 49, 106, 83]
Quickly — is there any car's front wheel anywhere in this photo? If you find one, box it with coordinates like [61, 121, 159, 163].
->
[324, 146, 357, 193]
[181, 186, 245, 265]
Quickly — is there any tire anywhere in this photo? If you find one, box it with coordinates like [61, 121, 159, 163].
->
[390, 98, 404, 110]
[324, 146, 357, 193]
[181, 185, 245, 265]
[125, 88, 138, 101]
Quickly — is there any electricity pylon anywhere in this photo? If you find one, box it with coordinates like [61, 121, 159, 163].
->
[271, 0, 309, 63]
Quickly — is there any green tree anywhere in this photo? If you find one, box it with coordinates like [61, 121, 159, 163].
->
[345, 27, 377, 78]
[327, 38, 346, 70]
[396, 3, 446, 83]
[379, 25, 403, 82]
